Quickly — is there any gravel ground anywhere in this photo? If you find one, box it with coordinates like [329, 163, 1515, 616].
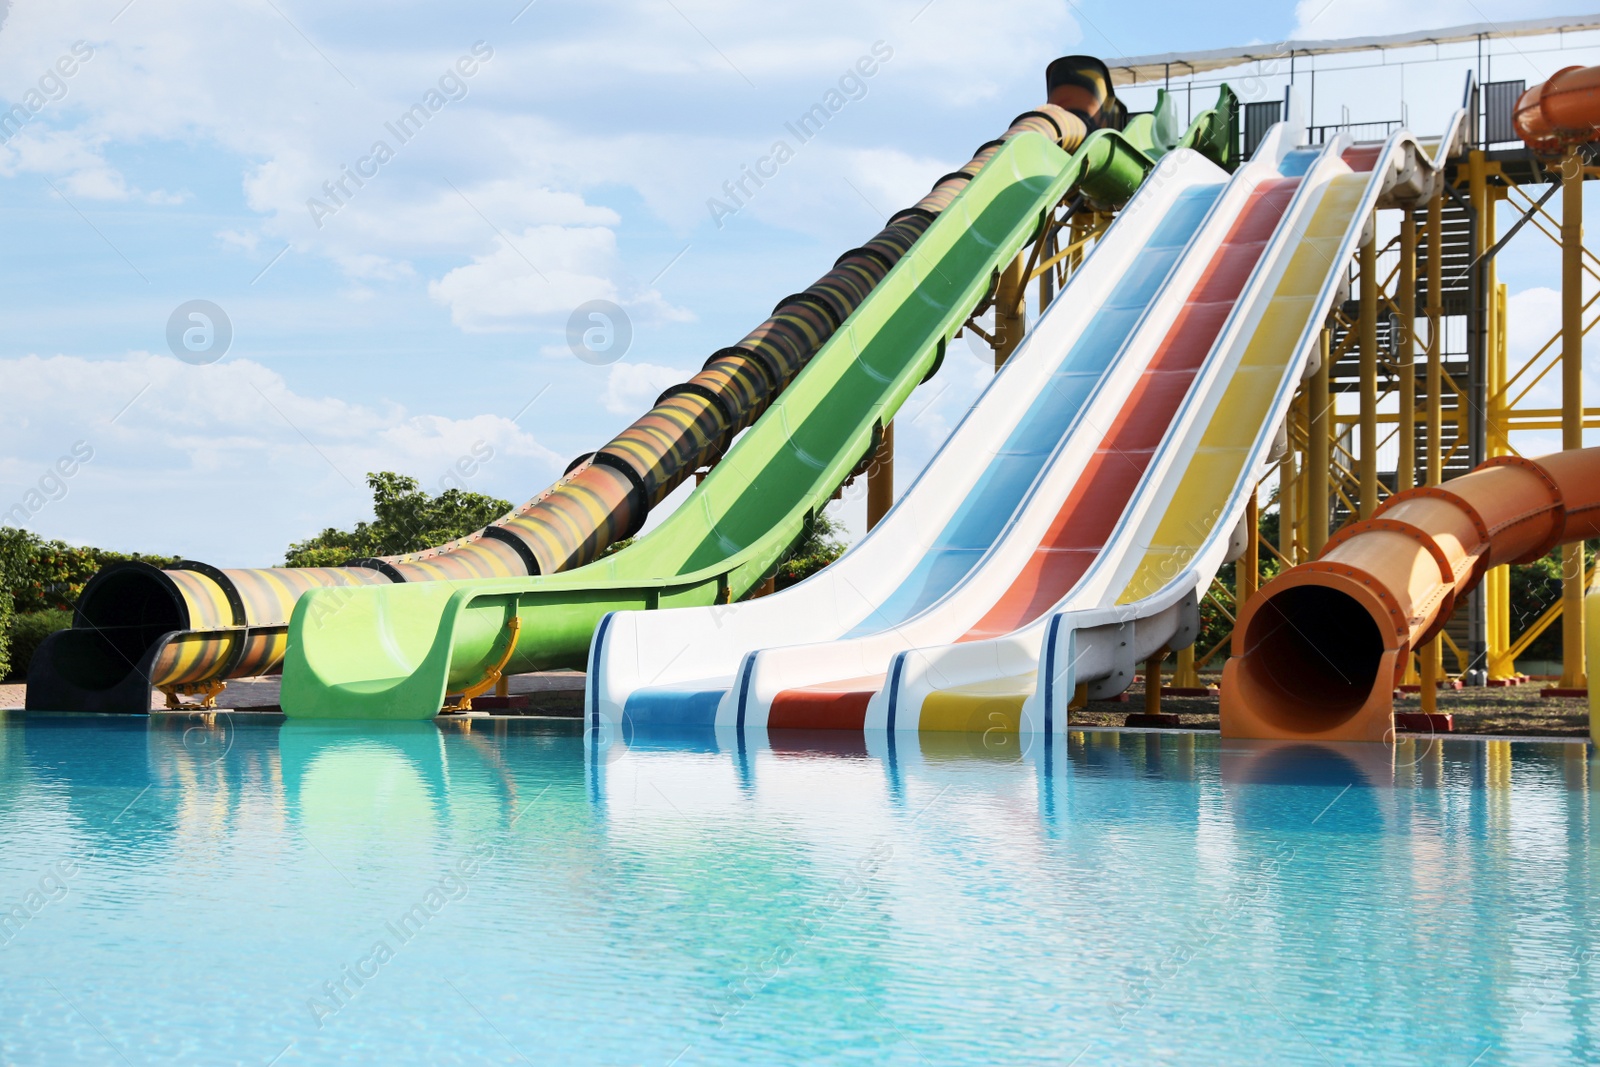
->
[1071, 677, 1592, 737]
[0, 672, 586, 716]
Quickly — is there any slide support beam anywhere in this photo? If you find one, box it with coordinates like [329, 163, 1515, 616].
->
[1358, 230, 1379, 519]
[1308, 329, 1332, 555]
[867, 423, 895, 531]
[1563, 147, 1588, 690]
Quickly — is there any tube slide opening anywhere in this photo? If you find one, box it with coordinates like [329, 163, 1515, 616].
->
[76, 567, 187, 674]
[1239, 585, 1385, 732]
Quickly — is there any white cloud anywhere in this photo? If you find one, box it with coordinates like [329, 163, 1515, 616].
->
[601, 361, 693, 415]
[428, 224, 623, 331]
[0, 0, 1085, 292]
[0, 352, 561, 564]
[0, 128, 144, 201]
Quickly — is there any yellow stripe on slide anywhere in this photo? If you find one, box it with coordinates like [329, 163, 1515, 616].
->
[1118, 173, 1368, 605]
[168, 570, 231, 629]
[919, 673, 1035, 733]
[254, 568, 306, 621]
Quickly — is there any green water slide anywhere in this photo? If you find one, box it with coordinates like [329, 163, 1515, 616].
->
[281, 89, 1238, 720]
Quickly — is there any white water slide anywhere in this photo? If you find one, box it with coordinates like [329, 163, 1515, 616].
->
[586, 123, 1307, 733]
[589, 80, 1469, 740]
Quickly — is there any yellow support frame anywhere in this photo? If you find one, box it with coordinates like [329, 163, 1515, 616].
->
[1471, 151, 1596, 684]
[1187, 140, 1594, 700]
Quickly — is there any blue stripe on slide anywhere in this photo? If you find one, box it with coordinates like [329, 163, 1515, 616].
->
[625, 686, 726, 728]
[842, 184, 1223, 638]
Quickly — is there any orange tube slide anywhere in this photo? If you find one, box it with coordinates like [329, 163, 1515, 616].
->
[1222, 447, 1600, 741]
[1515, 65, 1600, 154]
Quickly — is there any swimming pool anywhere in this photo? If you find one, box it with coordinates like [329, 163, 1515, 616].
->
[1, 712, 1595, 1064]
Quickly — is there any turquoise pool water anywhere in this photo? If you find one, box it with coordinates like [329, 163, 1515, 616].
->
[1, 712, 1597, 1065]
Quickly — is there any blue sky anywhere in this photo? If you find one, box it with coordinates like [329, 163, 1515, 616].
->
[0, 0, 1595, 566]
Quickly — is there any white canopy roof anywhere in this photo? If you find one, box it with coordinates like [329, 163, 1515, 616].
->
[1105, 14, 1600, 85]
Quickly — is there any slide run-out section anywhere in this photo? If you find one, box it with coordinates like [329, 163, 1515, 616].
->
[679, 119, 1316, 737]
[589, 140, 1253, 730]
[589, 150, 1228, 727]
[592, 94, 1480, 745]
[1224, 448, 1600, 740]
[886, 108, 1477, 740]
[275, 83, 1240, 720]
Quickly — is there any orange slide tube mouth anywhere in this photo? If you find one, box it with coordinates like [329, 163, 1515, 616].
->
[1225, 565, 1404, 741]
[1515, 65, 1600, 154]
[1223, 448, 1600, 742]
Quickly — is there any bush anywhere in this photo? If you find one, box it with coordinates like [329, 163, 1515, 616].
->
[774, 510, 849, 590]
[0, 589, 11, 681]
[286, 472, 512, 566]
[0, 525, 178, 614]
[4, 608, 72, 682]
[1510, 542, 1597, 662]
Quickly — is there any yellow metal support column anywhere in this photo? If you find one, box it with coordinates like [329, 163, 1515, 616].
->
[1588, 576, 1600, 745]
[1066, 213, 1091, 280]
[994, 253, 1027, 370]
[867, 422, 894, 531]
[1399, 212, 1421, 686]
[1399, 213, 1418, 493]
[1241, 487, 1260, 605]
[1421, 185, 1445, 713]
[1172, 646, 1200, 689]
[1485, 175, 1515, 680]
[1279, 397, 1300, 563]
[1294, 401, 1310, 564]
[1038, 225, 1056, 315]
[1562, 148, 1588, 691]
[1278, 446, 1298, 564]
[1464, 148, 1512, 683]
[1144, 649, 1166, 717]
[1308, 329, 1332, 555]
[1358, 230, 1379, 518]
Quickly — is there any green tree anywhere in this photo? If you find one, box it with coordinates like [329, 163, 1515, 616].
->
[1191, 506, 1286, 670]
[285, 472, 512, 567]
[774, 509, 849, 590]
[0, 526, 180, 680]
[1509, 541, 1597, 662]
[0, 587, 11, 680]
[0, 526, 178, 614]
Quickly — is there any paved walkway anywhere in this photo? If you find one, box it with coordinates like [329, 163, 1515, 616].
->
[0, 671, 586, 715]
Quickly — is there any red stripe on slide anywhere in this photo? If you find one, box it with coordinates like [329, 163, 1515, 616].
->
[768, 682, 877, 730]
[961, 177, 1303, 641]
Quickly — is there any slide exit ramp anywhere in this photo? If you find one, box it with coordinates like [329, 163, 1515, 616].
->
[725, 121, 1317, 734]
[587, 147, 1236, 729]
[883, 105, 1473, 736]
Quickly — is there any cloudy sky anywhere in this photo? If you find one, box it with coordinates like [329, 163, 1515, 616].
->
[0, 0, 1595, 566]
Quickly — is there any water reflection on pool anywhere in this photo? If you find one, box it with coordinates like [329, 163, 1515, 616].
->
[0, 712, 1595, 1065]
